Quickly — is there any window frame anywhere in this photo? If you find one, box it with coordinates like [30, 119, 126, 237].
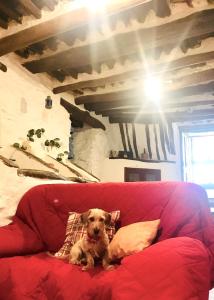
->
[179, 124, 214, 203]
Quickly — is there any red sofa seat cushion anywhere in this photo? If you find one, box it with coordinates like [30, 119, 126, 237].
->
[0, 237, 211, 300]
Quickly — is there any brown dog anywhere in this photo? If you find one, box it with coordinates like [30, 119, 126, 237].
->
[69, 208, 113, 271]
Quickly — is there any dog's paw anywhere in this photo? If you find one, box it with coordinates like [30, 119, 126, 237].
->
[82, 264, 94, 271]
[69, 258, 81, 265]
[104, 264, 115, 271]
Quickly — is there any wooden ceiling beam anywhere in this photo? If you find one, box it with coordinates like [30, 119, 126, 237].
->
[0, 2, 22, 23]
[109, 110, 214, 124]
[76, 89, 141, 105]
[18, 0, 42, 19]
[60, 98, 106, 130]
[83, 81, 214, 112]
[86, 98, 214, 112]
[52, 51, 214, 94]
[172, 68, 214, 88]
[99, 100, 214, 116]
[0, 0, 159, 56]
[14, 0, 166, 59]
[0, 16, 8, 29]
[85, 100, 137, 111]
[109, 114, 214, 124]
[0, 61, 7, 72]
[75, 75, 214, 105]
[41, 0, 56, 11]
[109, 108, 214, 119]
[23, 10, 214, 74]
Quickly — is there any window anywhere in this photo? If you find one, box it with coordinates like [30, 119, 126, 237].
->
[180, 125, 214, 211]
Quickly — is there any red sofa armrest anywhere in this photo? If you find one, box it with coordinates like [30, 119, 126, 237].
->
[90, 237, 211, 300]
[0, 218, 44, 257]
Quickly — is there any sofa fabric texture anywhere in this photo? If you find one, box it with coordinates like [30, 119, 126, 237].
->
[0, 181, 214, 300]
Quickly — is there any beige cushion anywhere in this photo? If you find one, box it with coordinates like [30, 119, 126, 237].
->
[108, 219, 160, 259]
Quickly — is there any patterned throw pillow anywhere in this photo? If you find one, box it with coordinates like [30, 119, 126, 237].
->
[55, 210, 120, 258]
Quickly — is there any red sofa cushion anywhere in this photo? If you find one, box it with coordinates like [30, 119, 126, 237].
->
[0, 237, 210, 300]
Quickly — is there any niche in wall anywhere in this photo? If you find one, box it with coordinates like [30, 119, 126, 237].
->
[124, 167, 161, 182]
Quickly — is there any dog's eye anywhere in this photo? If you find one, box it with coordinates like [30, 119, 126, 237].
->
[89, 217, 94, 222]
[99, 218, 104, 222]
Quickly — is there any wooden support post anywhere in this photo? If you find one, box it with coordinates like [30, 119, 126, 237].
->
[0, 16, 8, 29]
[0, 62, 7, 72]
[19, 0, 42, 18]
[0, 2, 22, 23]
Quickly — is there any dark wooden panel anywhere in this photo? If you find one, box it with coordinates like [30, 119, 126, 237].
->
[125, 167, 161, 182]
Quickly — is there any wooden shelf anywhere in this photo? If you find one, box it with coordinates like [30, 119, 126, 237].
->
[109, 157, 176, 164]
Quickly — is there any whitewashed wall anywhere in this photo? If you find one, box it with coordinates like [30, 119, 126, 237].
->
[71, 113, 182, 181]
[0, 54, 71, 153]
[0, 54, 181, 182]
[99, 121, 181, 182]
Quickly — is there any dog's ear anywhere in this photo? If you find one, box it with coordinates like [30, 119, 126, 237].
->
[80, 210, 91, 224]
[104, 212, 111, 226]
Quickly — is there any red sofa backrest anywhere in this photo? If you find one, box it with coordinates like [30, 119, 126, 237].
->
[15, 182, 214, 253]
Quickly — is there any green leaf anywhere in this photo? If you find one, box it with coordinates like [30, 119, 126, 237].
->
[41, 128, 45, 133]
[35, 129, 41, 134]
[54, 138, 60, 141]
[55, 142, 61, 148]
[50, 140, 55, 146]
[37, 133, 42, 138]
[44, 140, 50, 146]
[28, 129, 35, 135]
[64, 151, 69, 155]
[29, 137, 34, 142]
[13, 143, 20, 148]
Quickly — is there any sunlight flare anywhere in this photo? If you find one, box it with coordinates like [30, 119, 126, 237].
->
[77, 0, 110, 11]
[144, 76, 163, 103]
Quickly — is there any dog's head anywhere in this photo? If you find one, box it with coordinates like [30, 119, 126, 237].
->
[81, 208, 111, 238]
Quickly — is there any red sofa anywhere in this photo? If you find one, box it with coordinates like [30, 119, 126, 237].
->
[0, 181, 214, 300]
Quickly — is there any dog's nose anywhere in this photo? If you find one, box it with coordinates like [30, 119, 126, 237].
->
[94, 228, 100, 235]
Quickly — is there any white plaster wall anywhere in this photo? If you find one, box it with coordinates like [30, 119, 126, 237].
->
[0, 54, 71, 152]
[72, 114, 182, 182]
[0, 54, 182, 183]
[99, 121, 182, 182]
[100, 158, 181, 182]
